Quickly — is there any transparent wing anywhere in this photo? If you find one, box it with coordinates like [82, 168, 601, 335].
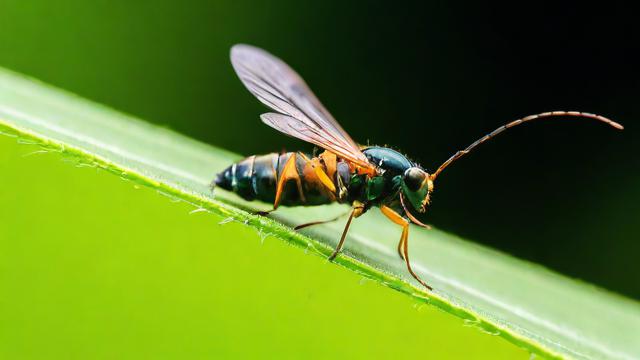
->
[260, 113, 369, 166]
[230, 44, 373, 169]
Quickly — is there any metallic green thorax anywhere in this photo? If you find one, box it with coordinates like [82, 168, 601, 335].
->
[345, 147, 431, 212]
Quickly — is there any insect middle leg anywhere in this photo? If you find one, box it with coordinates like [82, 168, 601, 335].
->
[328, 201, 365, 261]
[380, 205, 432, 290]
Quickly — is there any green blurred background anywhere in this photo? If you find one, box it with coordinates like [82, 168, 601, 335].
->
[0, 0, 638, 301]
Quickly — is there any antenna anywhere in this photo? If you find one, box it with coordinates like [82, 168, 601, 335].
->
[430, 111, 623, 181]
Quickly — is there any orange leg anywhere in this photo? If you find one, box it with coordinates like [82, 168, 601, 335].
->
[313, 166, 336, 193]
[328, 202, 365, 261]
[290, 154, 342, 229]
[397, 219, 430, 260]
[300, 151, 337, 196]
[397, 237, 406, 261]
[269, 153, 305, 212]
[380, 205, 432, 290]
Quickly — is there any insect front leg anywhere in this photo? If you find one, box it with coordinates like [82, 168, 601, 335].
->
[380, 205, 432, 291]
[397, 238, 406, 261]
[396, 215, 431, 261]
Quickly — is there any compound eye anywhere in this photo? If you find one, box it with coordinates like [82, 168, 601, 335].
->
[403, 167, 426, 191]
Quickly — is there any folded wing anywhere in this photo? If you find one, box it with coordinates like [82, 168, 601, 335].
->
[231, 44, 373, 170]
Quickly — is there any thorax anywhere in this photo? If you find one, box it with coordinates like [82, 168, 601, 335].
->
[346, 147, 415, 206]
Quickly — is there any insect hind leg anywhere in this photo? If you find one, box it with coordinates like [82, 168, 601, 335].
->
[256, 153, 305, 216]
[293, 210, 350, 230]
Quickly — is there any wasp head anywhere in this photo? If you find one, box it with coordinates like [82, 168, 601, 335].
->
[401, 167, 433, 213]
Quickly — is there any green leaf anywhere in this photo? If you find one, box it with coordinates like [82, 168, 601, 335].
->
[0, 132, 525, 359]
[1, 67, 638, 359]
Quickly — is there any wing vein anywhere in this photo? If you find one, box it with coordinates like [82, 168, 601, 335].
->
[230, 44, 374, 170]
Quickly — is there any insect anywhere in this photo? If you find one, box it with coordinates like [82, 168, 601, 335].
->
[215, 44, 623, 290]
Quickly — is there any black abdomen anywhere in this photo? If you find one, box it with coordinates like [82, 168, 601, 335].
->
[214, 152, 334, 206]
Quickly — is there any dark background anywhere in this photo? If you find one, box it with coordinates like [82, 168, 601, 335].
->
[1, 1, 638, 298]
